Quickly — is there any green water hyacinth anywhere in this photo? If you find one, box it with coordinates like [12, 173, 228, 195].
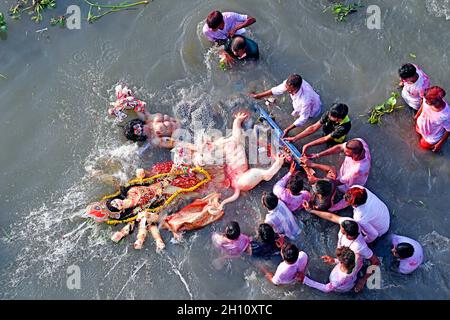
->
[9, 0, 57, 23]
[323, 3, 364, 22]
[0, 12, 7, 33]
[368, 92, 404, 125]
[83, 0, 150, 23]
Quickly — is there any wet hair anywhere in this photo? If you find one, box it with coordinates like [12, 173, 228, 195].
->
[398, 63, 417, 79]
[329, 103, 349, 120]
[207, 10, 223, 29]
[286, 74, 303, 90]
[282, 243, 299, 264]
[341, 219, 359, 238]
[231, 36, 246, 52]
[225, 221, 241, 240]
[312, 180, 333, 197]
[262, 192, 279, 211]
[336, 247, 356, 271]
[345, 139, 364, 156]
[344, 187, 368, 206]
[396, 243, 415, 259]
[287, 174, 304, 196]
[258, 223, 276, 244]
[424, 86, 446, 104]
[124, 119, 147, 142]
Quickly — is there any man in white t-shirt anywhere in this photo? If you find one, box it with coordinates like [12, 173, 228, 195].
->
[202, 11, 256, 45]
[340, 186, 390, 243]
[250, 74, 322, 136]
[264, 243, 308, 285]
[398, 63, 430, 111]
[391, 234, 424, 275]
[415, 86, 450, 152]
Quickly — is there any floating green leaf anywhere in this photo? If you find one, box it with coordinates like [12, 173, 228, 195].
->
[368, 92, 404, 125]
[324, 3, 364, 22]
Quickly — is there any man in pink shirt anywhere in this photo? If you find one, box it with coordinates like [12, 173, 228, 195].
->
[264, 243, 308, 285]
[273, 162, 311, 213]
[202, 11, 256, 45]
[415, 86, 450, 152]
[309, 138, 371, 193]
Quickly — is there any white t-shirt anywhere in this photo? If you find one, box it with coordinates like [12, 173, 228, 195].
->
[401, 65, 430, 110]
[202, 12, 248, 42]
[392, 234, 424, 275]
[416, 101, 450, 145]
[265, 200, 301, 240]
[272, 252, 308, 285]
[352, 186, 390, 243]
[338, 217, 374, 260]
[271, 79, 322, 127]
[303, 258, 363, 293]
[338, 138, 371, 191]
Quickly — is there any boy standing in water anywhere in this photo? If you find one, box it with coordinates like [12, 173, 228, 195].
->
[250, 74, 322, 136]
[203, 11, 256, 46]
[391, 234, 424, 275]
[264, 244, 308, 285]
[398, 63, 430, 111]
[285, 103, 351, 155]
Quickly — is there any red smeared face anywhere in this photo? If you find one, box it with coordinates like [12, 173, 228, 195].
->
[86, 201, 111, 223]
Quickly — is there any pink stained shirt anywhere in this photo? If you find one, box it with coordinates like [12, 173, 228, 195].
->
[211, 232, 250, 257]
[273, 172, 311, 212]
[338, 138, 371, 192]
[271, 79, 322, 127]
[392, 234, 424, 275]
[416, 100, 450, 145]
[303, 257, 363, 293]
[337, 217, 374, 260]
[401, 65, 430, 110]
[202, 12, 248, 42]
[272, 251, 308, 285]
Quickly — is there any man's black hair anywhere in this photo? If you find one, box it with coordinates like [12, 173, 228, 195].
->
[329, 103, 349, 120]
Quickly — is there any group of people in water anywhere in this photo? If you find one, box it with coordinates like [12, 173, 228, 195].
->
[84, 9, 449, 295]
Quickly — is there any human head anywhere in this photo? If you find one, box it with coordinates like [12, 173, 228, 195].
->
[344, 139, 364, 158]
[336, 247, 356, 271]
[312, 179, 333, 197]
[231, 36, 247, 58]
[424, 86, 446, 109]
[225, 221, 241, 240]
[124, 119, 147, 142]
[258, 223, 276, 244]
[206, 10, 224, 30]
[344, 187, 368, 207]
[340, 219, 359, 239]
[329, 103, 349, 122]
[392, 242, 414, 259]
[398, 63, 418, 83]
[287, 174, 304, 196]
[262, 192, 279, 211]
[282, 243, 299, 264]
[285, 74, 303, 95]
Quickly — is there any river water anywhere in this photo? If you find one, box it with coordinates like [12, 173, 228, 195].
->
[0, 0, 449, 300]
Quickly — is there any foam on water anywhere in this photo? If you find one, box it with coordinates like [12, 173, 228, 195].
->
[426, 0, 450, 20]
